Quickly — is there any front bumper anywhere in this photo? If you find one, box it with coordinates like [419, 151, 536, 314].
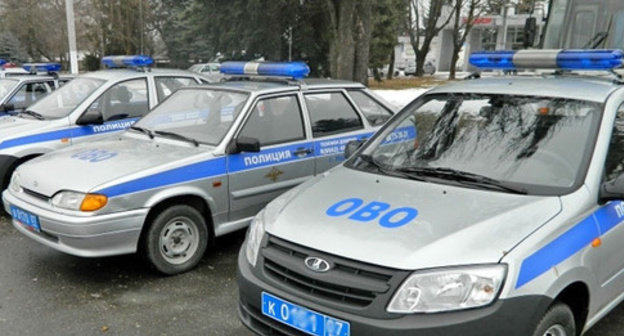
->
[3, 190, 148, 257]
[237, 245, 551, 336]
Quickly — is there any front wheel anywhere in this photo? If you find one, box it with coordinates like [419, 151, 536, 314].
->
[143, 205, 209, 275]
[532, 302, 576, 336]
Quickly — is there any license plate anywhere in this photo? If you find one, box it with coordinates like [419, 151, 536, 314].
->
[10, 205, 41, 232]
[261, 292, 350, 336]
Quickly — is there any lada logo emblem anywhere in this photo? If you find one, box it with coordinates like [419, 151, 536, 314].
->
[304, 256, 331, 273]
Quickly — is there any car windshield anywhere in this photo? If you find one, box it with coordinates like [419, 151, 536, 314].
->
[134, 88, 249, 146]
[0, 78, 18, 98]
[348, 93, 602, 195]
[27, 77, 104, 119]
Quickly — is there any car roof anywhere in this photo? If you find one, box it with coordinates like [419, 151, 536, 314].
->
[78, 68, 200, 81]
[429, 75, 621, 103]
[0, 74, 74, 82]
[185, 77, 366, 94]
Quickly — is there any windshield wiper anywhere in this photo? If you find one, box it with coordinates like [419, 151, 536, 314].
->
[154, 130, 199, 147]
[396, 166, 527, 194]
[17, 110, 45, 120]
[358, 154, 426, 181]
[130, 125, 154, 139]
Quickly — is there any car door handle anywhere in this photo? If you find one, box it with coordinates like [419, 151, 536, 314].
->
[293, 148, 313, 156]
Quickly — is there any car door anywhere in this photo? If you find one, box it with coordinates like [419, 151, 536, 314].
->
[590, 101, 624, 307]
[227, 93, 315, 221]
[70, 78, 150, 144]
[303, 90, 376, 174]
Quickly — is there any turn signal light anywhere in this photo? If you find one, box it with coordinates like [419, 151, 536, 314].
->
[80, 194, 108, 212]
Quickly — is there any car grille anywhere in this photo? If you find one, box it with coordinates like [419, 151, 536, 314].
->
[261, 235, 403, 310]
[23, 188, 49, 202]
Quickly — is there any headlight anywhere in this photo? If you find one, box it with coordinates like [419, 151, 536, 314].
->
[387, 264, 507, 313]
[51, 191, 108, 212]
[9, 172, 22, 193]
[245, 186, 303, 267]
[245, 209, 267, 267]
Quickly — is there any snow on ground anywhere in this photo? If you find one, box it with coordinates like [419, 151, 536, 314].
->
[372, 88, 430, 110]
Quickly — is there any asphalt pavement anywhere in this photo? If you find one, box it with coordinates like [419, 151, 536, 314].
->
[0, 213, 623, 335]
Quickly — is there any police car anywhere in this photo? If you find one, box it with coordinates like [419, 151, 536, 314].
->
[236, 50, 624, 336]
[0, 55, 209, 191]
[2, 61, 395, 275]
[0, 63, 73, 117]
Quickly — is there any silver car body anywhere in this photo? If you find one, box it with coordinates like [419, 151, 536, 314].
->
[0, 75, 73, 116]
[0, 68, 209, 190]
[236, 75, 624, 335]
[2, 78, 395, 259]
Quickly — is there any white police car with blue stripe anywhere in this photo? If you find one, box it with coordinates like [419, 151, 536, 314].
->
[2, 61, 395, 275]
[237, 50, 624, 336]
[0, 55, 208, 193]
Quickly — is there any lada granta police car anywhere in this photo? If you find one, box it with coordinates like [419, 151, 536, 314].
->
[2, 61, 396, 275]
[0, 55, 209, 192]
[236, 50, 624, 336]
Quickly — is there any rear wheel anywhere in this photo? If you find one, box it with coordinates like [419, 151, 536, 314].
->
[143, 205, 208, 275]
[532, 302, 575, 336]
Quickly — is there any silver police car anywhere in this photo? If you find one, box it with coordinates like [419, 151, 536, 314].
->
[0, 55, 208, 192]
[0, 63, 73, 117]
[2, 61, 395, 275]
[237, 50, 624, 335]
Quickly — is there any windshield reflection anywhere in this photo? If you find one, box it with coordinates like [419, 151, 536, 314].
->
[349, 93, 601, 194]
[134, 88, 249, 146]
[28, 77, 104, 119]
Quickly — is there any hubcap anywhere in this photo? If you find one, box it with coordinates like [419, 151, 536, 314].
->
[543, 324, 567, 336]
[159, 216, 199, 265]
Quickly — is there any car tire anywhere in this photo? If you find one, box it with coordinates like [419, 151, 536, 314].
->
[143, 205, 208, 275]
[532, 302, 576, 336]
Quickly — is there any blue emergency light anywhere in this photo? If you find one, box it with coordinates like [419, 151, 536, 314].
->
[469, 49, 624, 70]
[101, 55, 154, 68]
[220, 61, 310, 79]
[0, 59, 7, 67]
[23, 63, 62, 73]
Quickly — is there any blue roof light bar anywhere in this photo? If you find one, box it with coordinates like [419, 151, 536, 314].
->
[102, 55, 154, 68]
[220, 61, 310, 79]
[469, 49, 624, 70]
[23, 63, 62, 73]
[0, 59, 7, 67]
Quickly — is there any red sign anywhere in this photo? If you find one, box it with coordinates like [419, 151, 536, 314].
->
[463, 17, 493, 25]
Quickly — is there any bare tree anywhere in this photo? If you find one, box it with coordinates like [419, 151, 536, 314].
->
[448, 0, 484, 79]
[406, 0, 453, 76]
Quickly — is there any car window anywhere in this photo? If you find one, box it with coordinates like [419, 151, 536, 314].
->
[238, 95, 305, 146]
[0, 78, 18, 98]
[29, 77, 105, 119]
[86, 78, 149, 122]
[155, 76, 196, 101]
[348, 90, 393, 126]
[9, 82, 50, 109]
[605, 103, 624, 182]
[304, 92, 363, 137]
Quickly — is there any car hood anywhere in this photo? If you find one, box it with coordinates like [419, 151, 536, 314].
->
[0, 117, 53, 145]
[16, 135, 209, 197]
[267, 168, 561, 270]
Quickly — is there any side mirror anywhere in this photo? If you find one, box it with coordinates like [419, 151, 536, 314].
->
[523, 17, 537, 48]
[232, 136, 261, 153]
[76, 110, 104, 125]
[600, 175, 624, 202]
[344, 139, 365, 158]
[3, 103, 15, 113]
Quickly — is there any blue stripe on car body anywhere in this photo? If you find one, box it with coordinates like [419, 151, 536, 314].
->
[516, 201, 624, 288]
